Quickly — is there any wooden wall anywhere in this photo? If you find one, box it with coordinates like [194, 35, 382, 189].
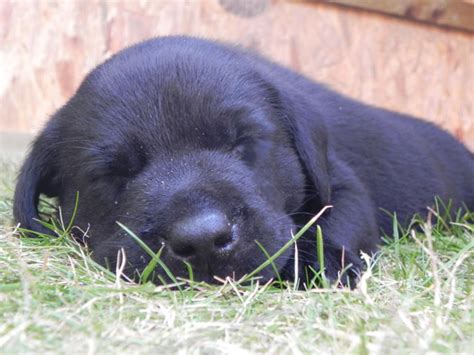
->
[1, 0, 473, 150]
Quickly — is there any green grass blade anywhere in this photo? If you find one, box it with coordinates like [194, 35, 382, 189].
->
[255, 240, 283, 285]
[183, 261, 194, 283]
[242, 205, 332, 282]
[117, 221, 182, 290]
[66, 191, 80, 233]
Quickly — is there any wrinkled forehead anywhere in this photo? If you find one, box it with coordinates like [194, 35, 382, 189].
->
[155, 85, 276, 144]
[153, 59, 279, 138]
[72, 51, 280, 151]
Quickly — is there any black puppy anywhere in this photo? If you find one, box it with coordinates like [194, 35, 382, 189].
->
[14, 36, 473, 285]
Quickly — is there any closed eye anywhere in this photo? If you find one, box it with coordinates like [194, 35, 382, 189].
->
[85, 139, 148, 188]
[232, 136, 256, 163]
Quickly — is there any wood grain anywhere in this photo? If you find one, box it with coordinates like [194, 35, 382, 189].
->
[0, 0, 472, 150]
[321, 0, 474, 32]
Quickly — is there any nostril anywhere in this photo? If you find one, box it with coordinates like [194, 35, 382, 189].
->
[173, 244, 196, 258]
[169, 210, 236, 258]
[214, 232, 233, 249]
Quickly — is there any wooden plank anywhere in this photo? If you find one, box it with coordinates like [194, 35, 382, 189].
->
[320, 0, 474, 32]
[1, 0, 473, 150]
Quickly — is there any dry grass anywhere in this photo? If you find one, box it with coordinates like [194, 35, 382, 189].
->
[0, 160, 472, 354]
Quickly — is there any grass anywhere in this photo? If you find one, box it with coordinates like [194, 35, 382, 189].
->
[0, 160, 472, 354]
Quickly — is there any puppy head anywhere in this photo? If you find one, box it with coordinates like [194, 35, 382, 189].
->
[14, 37, 330, 283]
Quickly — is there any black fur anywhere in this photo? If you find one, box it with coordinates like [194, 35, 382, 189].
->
[14, 36, 474, 285]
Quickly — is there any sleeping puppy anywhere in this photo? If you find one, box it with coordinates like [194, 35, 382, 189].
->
[14, 36, 474, 286]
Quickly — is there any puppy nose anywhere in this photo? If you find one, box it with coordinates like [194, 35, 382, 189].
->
[169, 210, 234, 258]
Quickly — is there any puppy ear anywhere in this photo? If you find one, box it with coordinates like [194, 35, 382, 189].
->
[14, 124, 60, 234]
[288, 102, 331, 206]
[269, 84, 331, 206]
[291, 108, 331, 206]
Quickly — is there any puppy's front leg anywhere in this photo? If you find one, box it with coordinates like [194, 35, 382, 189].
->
[314, 157, 380, 286]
